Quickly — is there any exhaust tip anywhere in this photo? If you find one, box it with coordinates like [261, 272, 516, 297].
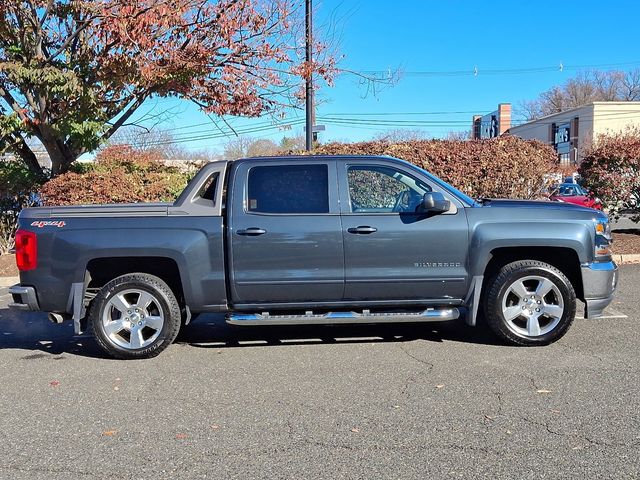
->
[48, 313, 66, 324]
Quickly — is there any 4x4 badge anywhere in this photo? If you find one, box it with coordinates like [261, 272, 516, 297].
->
[31, 221, 66, 228]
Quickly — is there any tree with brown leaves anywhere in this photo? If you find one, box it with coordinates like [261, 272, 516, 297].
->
[0, 0, 335, 176]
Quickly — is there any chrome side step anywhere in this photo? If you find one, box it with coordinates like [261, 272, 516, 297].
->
[226, 308, 460, 326]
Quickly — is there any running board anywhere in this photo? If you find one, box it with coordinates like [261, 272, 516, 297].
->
[226, 308, 460, 326]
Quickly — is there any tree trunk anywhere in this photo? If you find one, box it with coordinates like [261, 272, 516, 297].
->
[39, 134, 77, 177]
[11, 135, 45, 178]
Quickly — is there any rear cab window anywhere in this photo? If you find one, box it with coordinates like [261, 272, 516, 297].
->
[247, 164, 330, 214]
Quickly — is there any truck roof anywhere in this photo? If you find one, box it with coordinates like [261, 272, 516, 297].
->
[234, 154, 401, 163]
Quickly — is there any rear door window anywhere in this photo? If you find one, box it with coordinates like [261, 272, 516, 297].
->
[247, 164, 329, 214]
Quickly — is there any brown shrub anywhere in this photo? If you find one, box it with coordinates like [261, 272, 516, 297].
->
[579, 128, 640, 221]
[304, 135, 557, 200]
[40, 145, 193, 206]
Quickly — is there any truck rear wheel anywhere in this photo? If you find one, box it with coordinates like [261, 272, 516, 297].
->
[484, 260, 576, 346]
[89, 273, 181, 359]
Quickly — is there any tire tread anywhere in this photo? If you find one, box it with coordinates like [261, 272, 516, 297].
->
[484, 260, 576, 346]
[89, 273, 181, 359]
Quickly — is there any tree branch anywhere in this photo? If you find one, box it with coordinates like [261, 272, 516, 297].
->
[101, 94, 149, 141]
[47, 15, 97, 61]
[6, 132, 44, 176]
[39, 0, 54, 27]
[0, 85, 29, 122]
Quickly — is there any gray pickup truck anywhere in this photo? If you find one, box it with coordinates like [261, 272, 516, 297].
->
[10, 155, 618, 359]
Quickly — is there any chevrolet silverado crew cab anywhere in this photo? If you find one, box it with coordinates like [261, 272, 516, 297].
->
[10, 155, 618, 359]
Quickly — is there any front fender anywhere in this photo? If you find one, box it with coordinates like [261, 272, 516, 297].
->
[468, 221, 592, 277]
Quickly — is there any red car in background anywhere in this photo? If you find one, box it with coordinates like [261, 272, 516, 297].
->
[549, 183, 602, 210]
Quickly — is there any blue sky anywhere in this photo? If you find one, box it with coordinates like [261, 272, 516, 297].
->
[129, 0, 640, 154]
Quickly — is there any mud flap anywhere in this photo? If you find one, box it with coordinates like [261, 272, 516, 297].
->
[464, 276, 484, 326]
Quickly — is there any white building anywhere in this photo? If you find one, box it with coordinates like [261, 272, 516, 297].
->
[507, 101, 640, 165]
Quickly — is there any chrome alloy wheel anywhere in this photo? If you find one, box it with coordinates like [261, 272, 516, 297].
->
[500, 275, 564, 337]
[101, 289, 165, 350]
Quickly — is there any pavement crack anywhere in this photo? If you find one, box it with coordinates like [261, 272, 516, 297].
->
[480, 390, 505, 426]
[527, 376, 541, 391]
[517, 415, 627, 449]
[285, 418, 358, 452]
[397, 343, 435, 400]
[397, 343, 434, 373]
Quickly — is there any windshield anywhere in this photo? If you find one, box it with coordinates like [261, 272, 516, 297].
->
[557, 184, 588, 196]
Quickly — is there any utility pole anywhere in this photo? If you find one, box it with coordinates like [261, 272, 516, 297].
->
[305, 0, 313, 151]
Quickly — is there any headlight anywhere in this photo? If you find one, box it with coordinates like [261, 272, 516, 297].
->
[594, 218, 612, 258]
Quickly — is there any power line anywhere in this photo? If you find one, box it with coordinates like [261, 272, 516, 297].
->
[126, 109, 640, 147]
[155, 110, 488, 131]
[360, 60, 640, 78]
[319, 111, 640, 128]
[131, 117, 304, 140]
[139, 119, 307, 146]
[321, 110, 489, 116]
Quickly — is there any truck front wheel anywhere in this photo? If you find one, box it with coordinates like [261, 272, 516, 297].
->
[484, 260, 577, 346]
[89, 273, 181, 359]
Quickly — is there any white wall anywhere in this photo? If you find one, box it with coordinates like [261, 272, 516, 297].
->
[508, 102, 640, 162]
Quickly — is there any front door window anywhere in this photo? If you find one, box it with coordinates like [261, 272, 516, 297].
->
[347, 166, 431, 214]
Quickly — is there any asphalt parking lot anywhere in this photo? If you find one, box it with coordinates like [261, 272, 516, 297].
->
[1, 266, 639, 480]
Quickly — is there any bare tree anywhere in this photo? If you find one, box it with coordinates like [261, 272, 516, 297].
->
[279, 135, 306, 151]
[373, 129, 430, 142]
[108, 127, 220, 162]
[247, 139, 280, 157]
[619, 69, 640, 100]
[445, 130, 471, 141]
[223, 136, 280, 160]
[518, 69, 640, 120]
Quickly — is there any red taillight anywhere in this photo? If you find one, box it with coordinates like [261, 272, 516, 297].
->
[15, 229, 37, 271]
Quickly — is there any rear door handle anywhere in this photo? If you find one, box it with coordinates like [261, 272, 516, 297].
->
[237, 227, 267, 236]
[347, 226, 378, 234]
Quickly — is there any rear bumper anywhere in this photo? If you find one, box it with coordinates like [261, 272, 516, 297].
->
[581, 261, 618, 319]
[8, 284, 40, 311]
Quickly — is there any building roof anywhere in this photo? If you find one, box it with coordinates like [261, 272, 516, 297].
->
[513, 101, 640, 126]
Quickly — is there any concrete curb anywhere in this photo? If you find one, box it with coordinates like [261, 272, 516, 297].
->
[616, 254, 640, 264]
[0, 276, 19, 287]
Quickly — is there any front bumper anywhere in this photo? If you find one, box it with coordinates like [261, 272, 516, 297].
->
[8, 284, 40, 311]
[580, 261, 618, 319]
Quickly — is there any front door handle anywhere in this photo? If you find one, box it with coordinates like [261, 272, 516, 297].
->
[237, 227, 267, 236]
[347, 226, 378, 234]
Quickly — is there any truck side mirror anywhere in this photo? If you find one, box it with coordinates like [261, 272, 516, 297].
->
[421, 192, 450, 214]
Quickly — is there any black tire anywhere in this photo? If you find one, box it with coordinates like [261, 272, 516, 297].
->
[484, 260, 576, 346]
[89, 273, 181, 359]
